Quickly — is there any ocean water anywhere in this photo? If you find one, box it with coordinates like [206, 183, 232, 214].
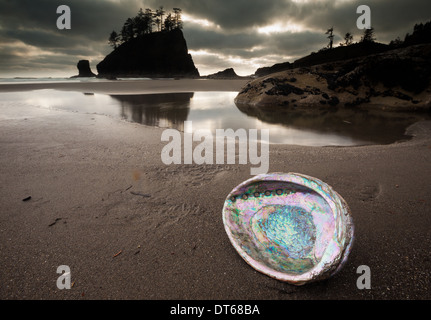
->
[0, 88, 422, 146]
[0, 77, 102, 83]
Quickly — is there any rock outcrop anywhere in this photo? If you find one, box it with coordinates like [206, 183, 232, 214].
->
[255, 62, 292, 78]
[71, 60, 96, 78]
[203, 68, 251, 79]
[96, 29, 199, 78]
[254, 42, 390, 78]
[236, 44, 431, 112]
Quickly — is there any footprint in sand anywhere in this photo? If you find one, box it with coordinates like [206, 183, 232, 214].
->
[358, 184, 382, 201]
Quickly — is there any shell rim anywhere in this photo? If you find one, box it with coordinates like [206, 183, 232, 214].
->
[222, 172, 354, 285]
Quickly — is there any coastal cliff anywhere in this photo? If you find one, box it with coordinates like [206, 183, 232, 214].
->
[97, 29, 199, 78]
[236, 44, 431, 111]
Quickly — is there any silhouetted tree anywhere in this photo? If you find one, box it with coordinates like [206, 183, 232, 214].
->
[112, 7, 184, 45]
[389, 36, 403, 48]
[121, 18, 134, 42]
[145, 8, 154, 33]
[173, 8, 183, 29]
[154, 16, 161, 32]
[404, 20, 431, 46]
[164, 13, 175, 31]
[343, 32, 353, 46]
[134, 9, 146, 37]
[326, 27, 334, 49]
[108, 30, 120, 48]
[361, 27, 376, 43]
[414, 22, 424, 33]
[156, 6, 165, 31]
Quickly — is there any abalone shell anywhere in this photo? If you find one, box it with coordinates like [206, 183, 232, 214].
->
[222, 173, 354, 285]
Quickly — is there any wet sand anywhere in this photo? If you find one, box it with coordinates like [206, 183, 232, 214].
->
[0, 78, 249, 94]
[0, 79, 430, 300]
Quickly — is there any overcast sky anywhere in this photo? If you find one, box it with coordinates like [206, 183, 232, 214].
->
[0, 0, 430, 77]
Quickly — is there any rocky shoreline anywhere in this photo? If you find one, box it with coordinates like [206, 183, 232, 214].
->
[235, 44, 431, 112]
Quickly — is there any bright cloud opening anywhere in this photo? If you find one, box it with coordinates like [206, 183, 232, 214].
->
[257, 22, 306, 35]
[182, 14, 221, 29]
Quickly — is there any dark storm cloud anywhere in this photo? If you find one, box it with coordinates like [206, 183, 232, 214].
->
[183, 26, 263, 50]
[147, 0, 431, 40]
[184, 23, 327, 59]
[1, 0, 431, 76]
[0, 0, 133, 38]
[143, 0, 293, 30]
[290, 0, 431, 42]
[0, 0, 140, 75]
[269, 30, 332, 56]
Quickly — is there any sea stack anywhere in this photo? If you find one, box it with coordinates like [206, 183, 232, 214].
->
[72, 60, 97, 78]
[96, 29, 200, 79]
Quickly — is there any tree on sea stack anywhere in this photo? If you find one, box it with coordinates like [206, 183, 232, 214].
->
[134, 8, 147, 36]
[121, 18, 134, 42]
[164, 13, 175, 31]
[108, 30, 120, 49]
[154, 16, 161, 32]
[110, 7, 185, 46]
[173, 8, 183, 29]
[156, 6, 166, 31]
[145, 8, 154, 33]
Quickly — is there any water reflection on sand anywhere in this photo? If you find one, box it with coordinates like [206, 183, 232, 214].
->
[1, 89, 426, 146]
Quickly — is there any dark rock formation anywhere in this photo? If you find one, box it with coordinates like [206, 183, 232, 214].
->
[293, 42, 390, 69]
[402, 21, 431, 47]
[254, 42, 390, 78]
[71, 60, 96, 78]
[96, 29, 199, 78]
[324, 44, 431, 95]
[255, 21, 431, 79]
[236, 44, 431, 111]
[203, 68, 250, 79]
[255, 62, 292, 78]
[206, 68, 238, 79]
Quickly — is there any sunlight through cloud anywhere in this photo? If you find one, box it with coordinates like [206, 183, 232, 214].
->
[182, 14, 221, 29]
[257, 22, 306, 35]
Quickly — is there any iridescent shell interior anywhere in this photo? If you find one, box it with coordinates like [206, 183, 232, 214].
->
[222, 173, 354, 285]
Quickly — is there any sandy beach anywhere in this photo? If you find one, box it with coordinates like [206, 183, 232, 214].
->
[1, 79, 430, 300]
